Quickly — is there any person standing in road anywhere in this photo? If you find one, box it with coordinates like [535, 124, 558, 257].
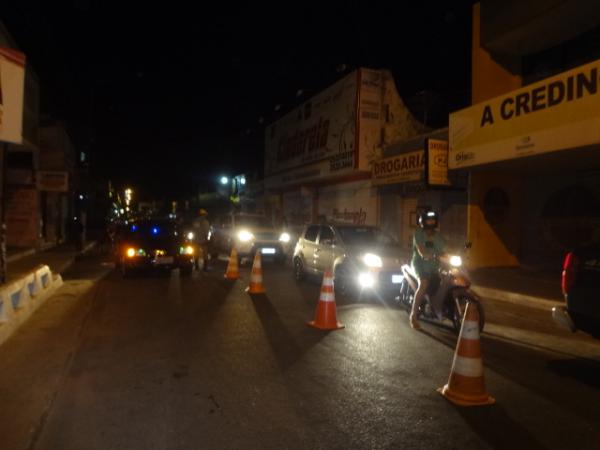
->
[409, 210, 446, 330]
[193, 208, 211, 271]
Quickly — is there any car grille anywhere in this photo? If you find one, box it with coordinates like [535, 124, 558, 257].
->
[254, 232, 278, 240]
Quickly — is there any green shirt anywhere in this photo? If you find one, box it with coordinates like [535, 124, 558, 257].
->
[411, 228, 445, 276]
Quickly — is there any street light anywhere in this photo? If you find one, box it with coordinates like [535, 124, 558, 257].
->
[220, 176, 229, 185]
[240, 176, 246, 185]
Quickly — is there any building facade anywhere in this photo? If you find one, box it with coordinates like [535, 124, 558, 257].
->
[264, 68, 424, 237]
[449, 1, 600, 269]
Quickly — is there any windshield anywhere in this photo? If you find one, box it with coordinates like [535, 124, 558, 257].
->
[337, 227, 398, 246]
[234, 215, 273, 228]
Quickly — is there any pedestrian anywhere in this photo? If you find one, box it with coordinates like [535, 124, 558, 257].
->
[192, 208, 211, 271]
[409, 209, 446, 330]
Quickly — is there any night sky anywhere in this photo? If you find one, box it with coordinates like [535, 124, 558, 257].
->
[1, 1, 474, 198]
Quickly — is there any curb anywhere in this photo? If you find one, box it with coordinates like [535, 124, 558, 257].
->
[472, 284, 563, 310]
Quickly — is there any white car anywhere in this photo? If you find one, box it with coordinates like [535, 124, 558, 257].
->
[293, 223, 405, 299]
[209, 213, 291, 263]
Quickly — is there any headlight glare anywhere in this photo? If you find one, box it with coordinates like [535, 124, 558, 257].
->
[126, 247, 136, 258]
[363, 253, 383, 268]
[187, 232, 194, 240]
[449, 255, 462, 267]
[358, 272, 375, 288]
[238, 230, 254, 242]
[279, 232, 291, 243]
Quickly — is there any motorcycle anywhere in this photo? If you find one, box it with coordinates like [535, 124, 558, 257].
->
[397, 246, 485, 333]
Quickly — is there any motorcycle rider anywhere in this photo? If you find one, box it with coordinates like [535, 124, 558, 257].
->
[409, 210, 446, 330]
[192, 208, 211, 271]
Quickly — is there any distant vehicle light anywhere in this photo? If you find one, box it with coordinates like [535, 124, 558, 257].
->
[238, 230, 254, 242]
[240, 176, 246, 185]
[220, 176, 229, 185]
[187, 232, 194, 240]
[126, 248, 136, 258]
[184, 246, 194, 255]
[363, 253, 383, 268]
[279, 232, 291, 243]
[449, 255, 463, 267]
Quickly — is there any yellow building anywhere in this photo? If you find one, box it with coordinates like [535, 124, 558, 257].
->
[449, 2, 600, 269]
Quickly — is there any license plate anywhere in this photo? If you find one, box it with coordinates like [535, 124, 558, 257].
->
[261, 248, 276, 255]
[392, 274, 403, 284]
[155, 256, 174, 265]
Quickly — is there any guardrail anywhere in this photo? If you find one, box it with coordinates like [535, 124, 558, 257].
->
[0, 265, 63, 346]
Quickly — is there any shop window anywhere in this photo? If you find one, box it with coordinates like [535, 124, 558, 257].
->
[304, 225, 319, 242]
[483, 188, 510, 225]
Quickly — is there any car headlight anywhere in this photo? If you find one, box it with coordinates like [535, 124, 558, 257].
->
[238, 230, 254, 242]
[449, 255, 462, 267]
[363, 253, 383, 268]
[126, 247, 145, 257]
[279, 232, 291, 243]
[358, 272, 376, 288]
[180, 245, 194, 255]
[187, 232, 194, 240]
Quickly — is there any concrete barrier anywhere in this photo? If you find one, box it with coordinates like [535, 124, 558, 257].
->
[0, 265, 63, 347]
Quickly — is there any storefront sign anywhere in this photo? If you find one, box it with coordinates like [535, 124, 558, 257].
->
[371, 150, 424, 186]
[450, 58, 600, 168]
[426, 139, 450, 186]
[0, 48, 26, 144]
[37, 171, 69, 192]
[6, 187, 37, 247]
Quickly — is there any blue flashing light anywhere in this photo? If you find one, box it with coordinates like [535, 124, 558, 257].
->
[131, 225, 137, 232]
[152, 227, 159, 235]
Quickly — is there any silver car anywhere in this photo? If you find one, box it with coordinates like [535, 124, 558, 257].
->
[293, 224, 405, 298]
[209, 213, 291, 263]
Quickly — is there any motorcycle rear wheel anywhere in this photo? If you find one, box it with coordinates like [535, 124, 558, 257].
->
[452, 296, 485, 334]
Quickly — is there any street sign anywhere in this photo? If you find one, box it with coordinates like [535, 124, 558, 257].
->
[37, 171, 69, 192]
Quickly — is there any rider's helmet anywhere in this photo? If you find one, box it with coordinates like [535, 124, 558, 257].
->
[418, 210, 439, 230]
[198, 208, 208, 216]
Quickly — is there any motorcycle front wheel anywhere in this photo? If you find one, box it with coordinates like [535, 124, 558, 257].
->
[398, 279, 413, 310]
[452, 295, 485, 334]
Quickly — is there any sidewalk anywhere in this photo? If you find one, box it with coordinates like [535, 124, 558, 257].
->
[470, 266, 563, 309]
[6, 242, 96, 283]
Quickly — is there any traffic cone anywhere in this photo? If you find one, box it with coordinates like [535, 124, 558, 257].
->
[245, 252, 265, 294]
[224, 248, 240, 280]
[438, 302, 495, 406]
[308, 270, 344, 330]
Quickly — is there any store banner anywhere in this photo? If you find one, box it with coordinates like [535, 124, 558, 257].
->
[0, 47, 26, 144]
[450, 58, 600, 169]
[371, 149, 424, 186]
[426, 139, 450, 186]
[37, 171, 69, 192]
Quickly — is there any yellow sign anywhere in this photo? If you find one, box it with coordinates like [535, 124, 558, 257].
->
[449, 58, 600, 168]
[426, 139, 450, 186]
[371, 150, 424, 186]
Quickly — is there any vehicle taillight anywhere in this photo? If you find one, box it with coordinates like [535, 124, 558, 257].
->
[561, 252, 578, 295]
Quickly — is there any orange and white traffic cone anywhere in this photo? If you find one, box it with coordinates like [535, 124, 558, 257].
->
[245, 252, 266, 294]
[308, 270, 344, 330]
[224, 248, 240, 280]
[438, 302, 494, 406]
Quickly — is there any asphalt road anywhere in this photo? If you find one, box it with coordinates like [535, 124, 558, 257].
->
[1, 253, 599, 450]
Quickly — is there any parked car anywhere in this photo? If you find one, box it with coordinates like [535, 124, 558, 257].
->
[209, 213, 291, 263]
[552, 243, 600, 338]
[114, 219, 195, 277]
[293, 223, 405, 299]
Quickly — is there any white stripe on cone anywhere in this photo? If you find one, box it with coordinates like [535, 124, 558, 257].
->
[320, 292, 335, 302]
[451, 355, 483, 378]
[459, 320, 480, 340]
